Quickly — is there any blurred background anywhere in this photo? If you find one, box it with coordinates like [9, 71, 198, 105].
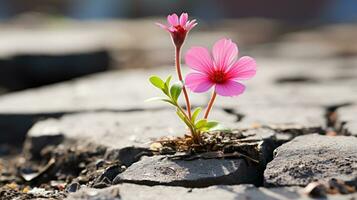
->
[0, 0, 356, 94]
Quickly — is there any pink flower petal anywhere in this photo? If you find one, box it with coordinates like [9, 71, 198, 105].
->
[155, 22, 168, 31]
[185, 20, 197, 31]
[185, 47, 214, 74]
[185, 73, 214, 93]
[215, 80, 245, 96]
[227, 56, 257, 80]
[167, 14, 179, 26]
[212, 38, 238, 71]
[179, 13, 188, 26]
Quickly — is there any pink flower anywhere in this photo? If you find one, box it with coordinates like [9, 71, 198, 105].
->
[156, 13, 197, 47]
[184, 38, 257, 97]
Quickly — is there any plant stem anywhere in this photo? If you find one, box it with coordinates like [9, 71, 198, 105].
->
[175, 46, 192, 119]
[176, 104, 200, 144]
[204, 91, 217, 119]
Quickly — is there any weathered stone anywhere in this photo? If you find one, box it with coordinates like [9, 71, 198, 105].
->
[0, 21, 124, 91]
[3, 57, 356, 114]
[233, 105, 325, 133]
[0, 69, 170, 114]
[66, 183, 357, 200]
[24, 109, 237, 162]
[113, 155, 260, 187]
[0, 51, 110, 91]
[1, 56, 356, 145]
[0, 68, 203, 145]
[264, 134, 357, 186]
[112, 129, 278, 188]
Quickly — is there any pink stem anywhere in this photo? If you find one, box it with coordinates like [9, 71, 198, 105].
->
[204, 91, 217, 119]
[175, 46, 192, 119]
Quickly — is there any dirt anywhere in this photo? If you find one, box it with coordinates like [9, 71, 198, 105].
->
[0, 142, 124, 199]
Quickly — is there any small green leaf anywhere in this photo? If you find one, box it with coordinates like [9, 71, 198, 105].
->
[165, 75, 172, 87]
[191, 107, 202, 123]
[205, 121, 219, 130]
[163, 75, 172, 95]
[170, 82, 182, 102]
[149, 75, 165, 89]
[195, 119, 207, 129]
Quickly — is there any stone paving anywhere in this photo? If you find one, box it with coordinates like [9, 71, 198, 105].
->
[0, 56, 355, 199]
[0, 21, 357, 199]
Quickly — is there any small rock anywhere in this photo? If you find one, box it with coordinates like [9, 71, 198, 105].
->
[95, 164, 121, 183]
[66, 182, 80, 193]
[95, 159, 106, 169]
[93, 177, 112, 189]
[28, 187, 52, 196]
[303, 181, 327, 198]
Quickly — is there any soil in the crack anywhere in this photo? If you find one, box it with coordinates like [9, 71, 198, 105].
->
[0, 142, 124, 199]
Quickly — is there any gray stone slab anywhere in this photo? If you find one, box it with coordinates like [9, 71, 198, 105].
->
[66, 183, 357, 200]
[0, 57, 355, 145]
[0, 68, 204, 144]
[264, 134, 357, 186]
[235, 105, 325, 131]
[110, 128, 278, 187]
[2, 57, 356, 114]
[24, 109, 237, 159]
[113, 155, 260, 187]
[0, 69, 171, 114]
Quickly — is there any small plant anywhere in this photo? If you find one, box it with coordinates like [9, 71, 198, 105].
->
[149, 13, 256, 145]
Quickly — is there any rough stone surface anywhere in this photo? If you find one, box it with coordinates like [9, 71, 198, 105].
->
[66, 183, 357, 200]
[113, 155, 260, 187]
[264, 134, 357, 186]
[0, 51, 110, 91]
[1, 56, 356, 145]
[234, 105, 325, 132]
[0, 69, 169, 114]
[25, 109, 236, 153]
[1, 58, 356, 114]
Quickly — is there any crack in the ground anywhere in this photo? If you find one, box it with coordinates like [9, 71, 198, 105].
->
[221, 107, 245, 122]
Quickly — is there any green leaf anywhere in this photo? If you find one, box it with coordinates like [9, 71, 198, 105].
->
[163, 75, 172, 95]
[204, 121, 219, 130]
[195, 119, 207, 129]
[170, 82, 182, 102]
[149, 75, 165, 90]
[165, 75, 172, 87]
[191, 107, 202, 123]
